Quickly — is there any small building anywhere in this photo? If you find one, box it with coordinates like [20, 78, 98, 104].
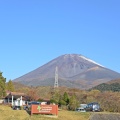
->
[4, 91, 30, 106]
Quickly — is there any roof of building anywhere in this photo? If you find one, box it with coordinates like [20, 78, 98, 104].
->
[5, 91, 30, 100]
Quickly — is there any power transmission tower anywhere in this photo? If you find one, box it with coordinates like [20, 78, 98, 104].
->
[54, 66, 58, 88]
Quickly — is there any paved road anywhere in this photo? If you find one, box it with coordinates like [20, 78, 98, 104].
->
[89, 113, 120, 120]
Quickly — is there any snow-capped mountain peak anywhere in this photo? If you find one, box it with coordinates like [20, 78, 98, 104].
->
[79, 55, 104, 67]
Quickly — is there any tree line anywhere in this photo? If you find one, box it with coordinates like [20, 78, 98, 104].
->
[48, 89, 120, 112]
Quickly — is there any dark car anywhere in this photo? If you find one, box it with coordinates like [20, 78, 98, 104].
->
[85, 102, 100, 112]
[12, 106, 21, 110]
[25, 101, 41, 110]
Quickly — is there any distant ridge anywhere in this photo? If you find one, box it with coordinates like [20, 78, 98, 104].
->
[13, 54, 120, 89]
[90, 78, 120, 92]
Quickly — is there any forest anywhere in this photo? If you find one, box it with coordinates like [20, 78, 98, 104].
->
[91, 83, 120, 92]
[0, 72, 120, 113]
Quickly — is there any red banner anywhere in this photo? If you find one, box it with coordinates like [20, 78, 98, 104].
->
[31, 105, 58, 116]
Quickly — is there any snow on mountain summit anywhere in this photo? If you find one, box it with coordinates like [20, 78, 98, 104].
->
[79, 55, 104, 67]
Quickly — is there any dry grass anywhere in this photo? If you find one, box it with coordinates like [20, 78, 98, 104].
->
[0, 105, 90, 120]
[0, 105, 29, 120]
[30, 110, 90, 120]
[57, 110, 90, 120]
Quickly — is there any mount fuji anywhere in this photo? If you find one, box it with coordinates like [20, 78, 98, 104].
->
[13, 54, 120, 89]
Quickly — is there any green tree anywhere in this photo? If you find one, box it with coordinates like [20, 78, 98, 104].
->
[50, 90, 60, 104]
[63, 92, 69, 105]
[58, 94, 66, 108]
[6, 80, 15, 92]
[0, 72, 6, 97]
[68, 95, 79, 111]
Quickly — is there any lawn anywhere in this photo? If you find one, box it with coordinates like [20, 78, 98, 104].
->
[0, 105, 90, 120]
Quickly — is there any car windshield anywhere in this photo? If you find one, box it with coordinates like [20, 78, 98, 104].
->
[28, 101, 40, 105]
[32, 102, 40, 104]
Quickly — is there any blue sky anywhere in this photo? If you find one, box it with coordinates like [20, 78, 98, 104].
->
[0, 0, 120, 81]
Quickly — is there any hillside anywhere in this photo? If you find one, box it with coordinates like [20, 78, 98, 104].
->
[13, 82, 82, 99]
[91, 79, 120, 92]
[107, 78, 120, 84]
[13, 54, 120, 89]
[13, 82, 30, 89]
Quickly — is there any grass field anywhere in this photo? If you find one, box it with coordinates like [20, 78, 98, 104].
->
[0, 105, 90, 120]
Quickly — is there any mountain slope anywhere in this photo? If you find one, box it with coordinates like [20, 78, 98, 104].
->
[107, 78, 120, 84]
[71, 67, 120, 88]
[13, 54, 120, 89]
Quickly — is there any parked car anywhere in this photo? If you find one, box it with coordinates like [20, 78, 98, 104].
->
[25, 101, 41, 110]
[85, 102, 100, 112]
[76, 107, 86, 112]
[76, 104, 87, 112]
[12, 106, 21, 110]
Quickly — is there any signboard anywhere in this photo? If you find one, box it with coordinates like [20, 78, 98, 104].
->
[31, 105, 58, 116]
